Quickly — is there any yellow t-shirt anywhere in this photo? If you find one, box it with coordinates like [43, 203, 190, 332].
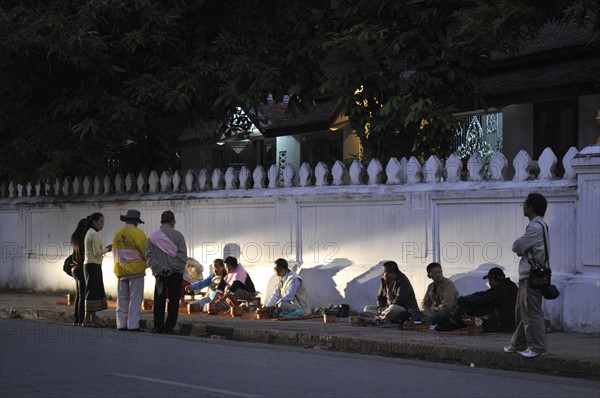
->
[112, 225, 148, 278]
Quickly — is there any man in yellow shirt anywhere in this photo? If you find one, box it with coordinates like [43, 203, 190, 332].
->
[113, 209, 148, 331]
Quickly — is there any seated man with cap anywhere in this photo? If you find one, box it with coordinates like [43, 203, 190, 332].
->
[454, 267, 518, 333]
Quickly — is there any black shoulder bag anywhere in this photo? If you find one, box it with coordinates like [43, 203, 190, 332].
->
[527, 222, 560, 300]
[63, 254, 73, 276]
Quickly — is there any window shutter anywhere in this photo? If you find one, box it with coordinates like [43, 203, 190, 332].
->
[533, 98, 578, 160]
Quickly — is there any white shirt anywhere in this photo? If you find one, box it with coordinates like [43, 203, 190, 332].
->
[512, 216, 549, 280]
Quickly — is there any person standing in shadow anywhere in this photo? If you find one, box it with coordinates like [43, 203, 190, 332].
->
[146, 211, 188, 334]
[504, 193, 550, 358]
[69, 218, 89, 326]
[83, 212, 112, 327]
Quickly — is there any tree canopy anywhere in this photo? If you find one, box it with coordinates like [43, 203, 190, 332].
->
[1, 0, 598, 182]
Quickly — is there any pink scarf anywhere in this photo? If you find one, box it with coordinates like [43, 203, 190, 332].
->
[149, 228, 177, 257]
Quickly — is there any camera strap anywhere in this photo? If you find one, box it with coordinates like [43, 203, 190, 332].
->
[527, 221, 550, 268]
[526, 221, 550, 270]
[537, 221, 551, 270]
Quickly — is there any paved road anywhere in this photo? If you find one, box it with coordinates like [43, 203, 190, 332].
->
[1, 319, 598, 398]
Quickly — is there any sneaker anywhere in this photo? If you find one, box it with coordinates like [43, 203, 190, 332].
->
[503, 345, 517, 353]
[519, 348, 546, 358]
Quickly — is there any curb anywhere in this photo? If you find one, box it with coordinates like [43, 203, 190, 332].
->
[2, 306, 598, 380]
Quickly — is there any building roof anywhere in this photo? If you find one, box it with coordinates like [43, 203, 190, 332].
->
[492, 20, 597, 61]
[482, 57, 600, 107]
[481, 19, 600, 107]
[247, 98, 342, 138]
[214, 21, 599, 137]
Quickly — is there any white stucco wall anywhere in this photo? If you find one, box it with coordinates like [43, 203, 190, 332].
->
[1, 146, 599, 332]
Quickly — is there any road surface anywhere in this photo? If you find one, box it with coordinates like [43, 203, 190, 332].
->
[1, 319, 598, 397]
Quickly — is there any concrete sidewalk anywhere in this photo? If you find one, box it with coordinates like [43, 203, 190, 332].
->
[1, 291, 599, 380]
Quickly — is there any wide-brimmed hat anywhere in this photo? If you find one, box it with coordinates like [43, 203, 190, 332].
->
[120, 209, 144, 224]
[185, 259, 204, 280]
[483, 267, 505, 280]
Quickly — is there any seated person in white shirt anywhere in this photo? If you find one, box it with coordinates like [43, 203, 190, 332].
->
[256, 258, 308, 318]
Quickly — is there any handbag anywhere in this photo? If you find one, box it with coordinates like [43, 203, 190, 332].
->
[529, 265, 551, 288]
[63, 254, 73, 276]
[542, 284, 560, 300]
[527, 222, 560, 300]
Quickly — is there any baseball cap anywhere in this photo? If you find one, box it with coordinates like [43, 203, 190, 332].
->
[483, 267, 506, 280]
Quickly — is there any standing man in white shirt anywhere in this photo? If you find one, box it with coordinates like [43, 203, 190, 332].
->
[505, 193, 549, 358]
